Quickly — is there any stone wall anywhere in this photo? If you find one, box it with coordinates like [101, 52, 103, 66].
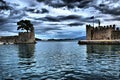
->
[112, 30, 120, 40]
[0, 32, 36, 44]
[0, 25, 36, 44]
[0, 36, 18, 44]
[15, 32, 35, 44]
[86, 25, 93, 40]
[92, 27, 112, 40]
[86, 24, 120, 40]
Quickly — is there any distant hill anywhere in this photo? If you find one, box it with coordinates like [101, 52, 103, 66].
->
[74, 36, 86, 40]
[35, 36, 86, 41]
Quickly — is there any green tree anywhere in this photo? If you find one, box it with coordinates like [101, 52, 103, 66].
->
[17, 20, 33, 32]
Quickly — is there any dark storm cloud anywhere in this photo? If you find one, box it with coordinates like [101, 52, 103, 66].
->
[59, 15, 82, 20]
[0, 0, 12, 10]
[104, 16, 120, 21]
[26, 8, 49, 14]
[0, 18, 7, 24]
[111, 17, 120, 21]
[39, 15, 83, 22]
[43, 16, 60, 22]
[62, 0, 93, 8]
[94, 5, 120, 16]
[35, 14, 97, 26]
[58, 15, 101, 24]
[68, 22, 84, 26]
[35, 26, 62, 34]
[77, 0, 93, 8]
[42, 27, 62, 32]
[35, 16, 59, 22]
[0, 22, 17, 32]
[37, 0, 93, 8]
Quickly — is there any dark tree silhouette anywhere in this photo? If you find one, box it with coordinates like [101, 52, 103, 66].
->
[17, 20, 33, 32]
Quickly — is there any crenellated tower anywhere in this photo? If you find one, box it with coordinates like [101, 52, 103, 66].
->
[86, 25, 94, 40]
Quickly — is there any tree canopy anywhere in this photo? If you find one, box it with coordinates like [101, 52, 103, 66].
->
[17, 20, 33, 32]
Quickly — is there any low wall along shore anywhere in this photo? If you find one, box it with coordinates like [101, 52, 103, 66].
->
[78, 40, 120, 45]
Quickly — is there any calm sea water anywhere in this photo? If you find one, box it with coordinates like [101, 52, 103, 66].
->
[0, 41, 120, 80]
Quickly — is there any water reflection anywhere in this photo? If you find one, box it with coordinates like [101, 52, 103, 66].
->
[18, 44, 35, 58]
[32, 41, 88, 80]
[87, 45, 120, 54]
[1, 42, 120, 79]
[18, 44, 36, 79]
[85, 45, 120, 79]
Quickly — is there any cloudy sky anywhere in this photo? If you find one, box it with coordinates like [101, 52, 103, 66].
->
[0, 0, 120, 39]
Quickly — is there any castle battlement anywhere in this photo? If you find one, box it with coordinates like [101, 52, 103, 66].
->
[86, 24, 118, 31]
[86, 24, 120, 40]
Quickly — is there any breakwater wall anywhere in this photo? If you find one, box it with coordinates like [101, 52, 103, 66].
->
[78, 40, 120, 45]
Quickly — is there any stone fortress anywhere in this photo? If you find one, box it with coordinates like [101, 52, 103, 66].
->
[0, 27, 36, 44]
[86, 24, 120, 40]
[78, 23, 120, 44]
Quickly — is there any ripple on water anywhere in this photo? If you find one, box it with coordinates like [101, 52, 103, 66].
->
[1, 42, 120, 80]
